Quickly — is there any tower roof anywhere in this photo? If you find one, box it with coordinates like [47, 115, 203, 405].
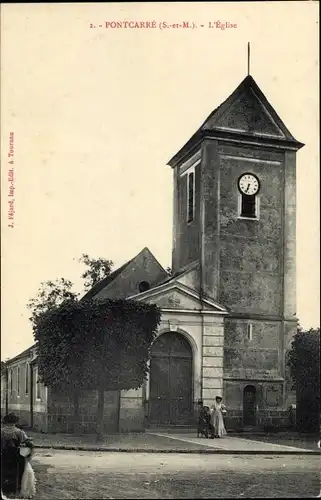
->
[168, 75, 304, 167]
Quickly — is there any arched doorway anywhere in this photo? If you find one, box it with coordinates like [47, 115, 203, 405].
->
[149, 332, 193, 425]
[243, 385, 257, 426]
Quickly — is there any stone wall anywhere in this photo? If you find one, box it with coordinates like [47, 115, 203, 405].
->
[201, 317, 225, 408]
[224, 408, 291, 431]
[223, 379, 292, 430]
[119, 388, 144, 432]
[172, 151, 201, 274]
[201, 139, 220, 301]
[217, 143, 284, 314]
[47, 388, 120, 433]
[46, 386, 146, 434]
[283, 151, 296, 319]
[223, 318, 282, 379]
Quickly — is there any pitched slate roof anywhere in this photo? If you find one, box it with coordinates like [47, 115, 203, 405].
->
[81, 259, 133, 301]
[81, 247, 168, 301]
[168, 75, 304, 167]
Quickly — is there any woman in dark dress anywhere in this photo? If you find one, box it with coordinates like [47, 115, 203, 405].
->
[1, 412, 34, 497]
[197, 404, 211, 438]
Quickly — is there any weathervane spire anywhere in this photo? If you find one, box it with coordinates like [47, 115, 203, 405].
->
[247, 42, 251, 76]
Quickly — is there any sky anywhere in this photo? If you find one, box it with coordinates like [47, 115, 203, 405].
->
[1, 2, 319, 360]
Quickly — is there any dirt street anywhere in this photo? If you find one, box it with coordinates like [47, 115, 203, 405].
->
[31, 449, 321, 498]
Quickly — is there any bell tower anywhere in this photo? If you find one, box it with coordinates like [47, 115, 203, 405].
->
[168, 73, 304, 427]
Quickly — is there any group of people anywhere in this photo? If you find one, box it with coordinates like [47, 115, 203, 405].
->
[1, 412, 36, 499]
[197, 396, 227, 438]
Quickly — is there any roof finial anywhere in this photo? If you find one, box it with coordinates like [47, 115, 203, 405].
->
[247, 42, 251, 76]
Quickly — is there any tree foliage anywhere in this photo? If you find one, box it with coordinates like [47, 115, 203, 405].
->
[33, 298, 161, 392]
[27, 253, 114, 324]
[287, 326, 320, 432]
[27, 254, 160, 439]
[27, 278, 78, 327]
[33, 297, 161, 439]
[79, 254, 113, 290]
[287, 327, 320, 389]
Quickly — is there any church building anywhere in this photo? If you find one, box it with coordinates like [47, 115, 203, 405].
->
[1, 73, 304, 432]
[126, 73, 304, 430]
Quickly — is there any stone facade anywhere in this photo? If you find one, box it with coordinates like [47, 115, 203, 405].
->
[0, 346, 48, 431]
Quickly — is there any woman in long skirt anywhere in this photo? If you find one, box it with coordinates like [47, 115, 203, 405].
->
[1, 412, 34, 497]
[210, 396, 227, 438]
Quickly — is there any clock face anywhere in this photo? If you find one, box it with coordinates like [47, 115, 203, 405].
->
[238, 173, 260, 196]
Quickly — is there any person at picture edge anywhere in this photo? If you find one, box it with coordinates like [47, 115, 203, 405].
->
[1, 412, 34, 497]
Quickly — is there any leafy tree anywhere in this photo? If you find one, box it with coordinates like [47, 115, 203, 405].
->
[28, 256, 113, 325]
[79, 254, 113, 290]
[27, 254, 111, 429]
[287, 327, 320, 432]
[27, 254, 159, 438]
[33, 298, 161, 441]
[27, 278, 78, 327]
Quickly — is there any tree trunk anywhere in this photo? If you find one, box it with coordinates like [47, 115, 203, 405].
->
[72, 390, 80, 434]
[96, 389, 105, 442]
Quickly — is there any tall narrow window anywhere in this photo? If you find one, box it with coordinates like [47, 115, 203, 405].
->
[36, 367, 41, 400]
[187, 171, 195, 223]
[247, 323, 253, 341]
[25, 363, 29, 395]
[17, 366, 20, 396]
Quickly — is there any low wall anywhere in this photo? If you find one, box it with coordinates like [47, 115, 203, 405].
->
[47, 389, 120, 433]
[225, 409, 292, 431]
[2, 387, 154, 434]
[33, 411, 48, 432]
[119, 388, 145, 432]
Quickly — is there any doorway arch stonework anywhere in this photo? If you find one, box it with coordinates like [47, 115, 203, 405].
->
[148, 332, 194, 425]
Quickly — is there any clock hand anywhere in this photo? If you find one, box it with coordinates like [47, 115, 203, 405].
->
[246, 184, 250, 193]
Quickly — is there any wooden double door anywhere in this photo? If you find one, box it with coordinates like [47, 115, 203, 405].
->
[149, 333, 193, 425]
